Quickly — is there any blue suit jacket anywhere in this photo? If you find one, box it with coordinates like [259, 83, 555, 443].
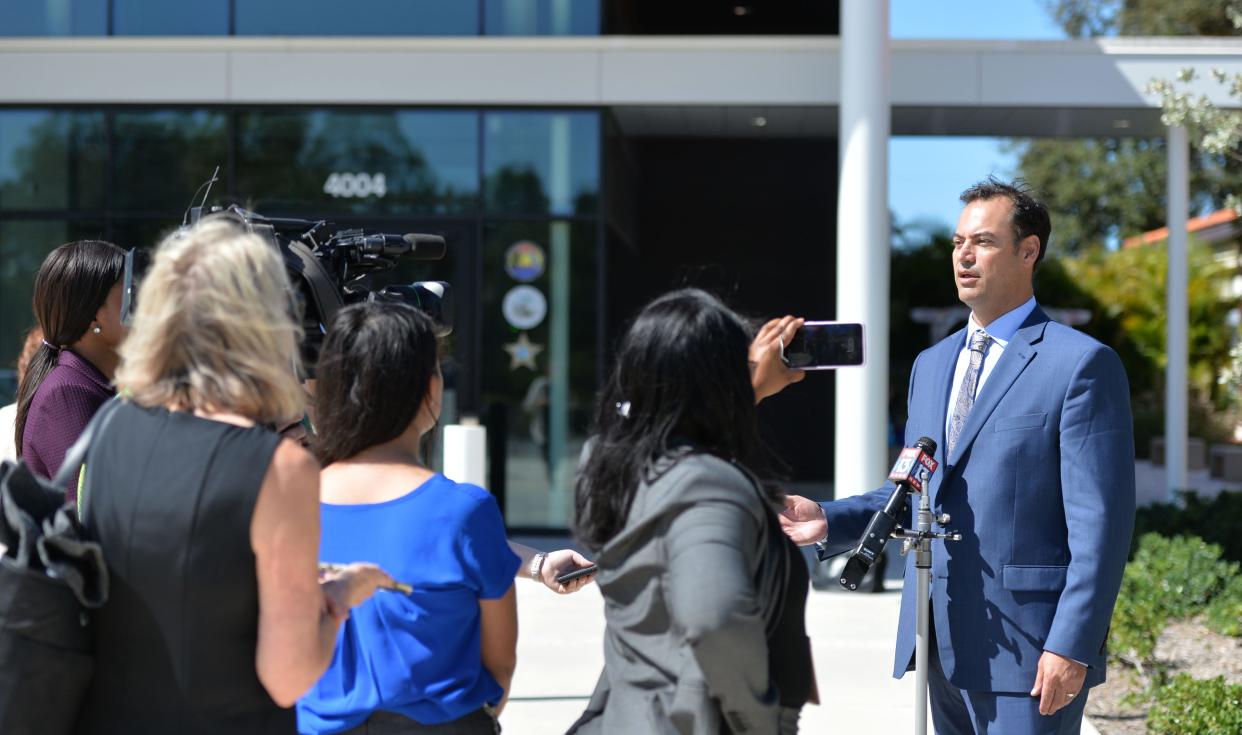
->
[821, 307, 1135, 692]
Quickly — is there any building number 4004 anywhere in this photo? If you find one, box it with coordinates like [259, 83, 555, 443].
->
[323, 172, 388, 198]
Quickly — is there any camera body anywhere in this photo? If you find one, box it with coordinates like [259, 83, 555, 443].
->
[175, 204, 453, 375]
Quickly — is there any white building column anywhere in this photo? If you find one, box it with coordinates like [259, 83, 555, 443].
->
[834, 0, 891, 497]
[1166, 125, 1189, 500]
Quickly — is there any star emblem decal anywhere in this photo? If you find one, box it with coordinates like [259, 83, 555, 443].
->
[503, 332, 544, 371]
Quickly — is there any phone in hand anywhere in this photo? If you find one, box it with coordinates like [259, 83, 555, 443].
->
[782, 321, 865, 370]
[555, 564, 598, 585]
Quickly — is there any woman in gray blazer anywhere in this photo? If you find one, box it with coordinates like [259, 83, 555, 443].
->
[569, 289, 812, 735]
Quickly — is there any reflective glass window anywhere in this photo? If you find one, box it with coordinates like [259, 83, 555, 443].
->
[0, 110, 107, 211]
[235, 0, 478, 36]
[111, 111, 228, 213]
[235, 110, 479, 216]
[484, 0, 599, 35]
[112, 0, 228, 35]
[0, 219, 108, 395]
[480, 219, 597, 527]
[0, 0, 107, 36]
[483, 111, 599, 216]
[108, 218, 182, 252]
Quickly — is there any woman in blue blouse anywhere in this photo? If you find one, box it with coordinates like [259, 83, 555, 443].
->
[298, 302, 519, 735]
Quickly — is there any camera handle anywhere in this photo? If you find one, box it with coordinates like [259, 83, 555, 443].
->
[894, 469, 961, 735]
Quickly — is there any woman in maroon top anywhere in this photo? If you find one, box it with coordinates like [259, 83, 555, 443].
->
[14, 239, 126, 505]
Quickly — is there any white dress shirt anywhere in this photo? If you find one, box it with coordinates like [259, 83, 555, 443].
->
[944, 297, 1038, 442]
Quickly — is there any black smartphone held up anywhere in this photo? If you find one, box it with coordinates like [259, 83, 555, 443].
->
[555, 564, 598, 585]
[783, 321, 865, 370]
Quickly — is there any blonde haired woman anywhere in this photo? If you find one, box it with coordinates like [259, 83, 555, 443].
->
[73, 217, 391, 734]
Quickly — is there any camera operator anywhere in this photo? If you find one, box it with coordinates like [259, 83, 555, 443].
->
[74, 218, 393, 734]
[779, 179, 1135, 735]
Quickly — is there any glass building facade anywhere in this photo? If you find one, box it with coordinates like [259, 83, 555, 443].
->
[0, 106, 601, 529]
[0, 0, 845, 526]
[1, 0, 600, 37]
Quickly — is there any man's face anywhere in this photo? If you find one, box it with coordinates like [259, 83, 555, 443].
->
[952, 197, 1039, 324]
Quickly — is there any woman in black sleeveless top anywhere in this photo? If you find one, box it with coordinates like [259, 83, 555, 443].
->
[74, 217, 392, 734]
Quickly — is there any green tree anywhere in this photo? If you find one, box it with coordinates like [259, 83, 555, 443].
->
[1062, 240, 1239, 449]
[1145, 3, 1242, 214]
[1017, 1, 1242, 253]
[1046, 0, 1241, 37]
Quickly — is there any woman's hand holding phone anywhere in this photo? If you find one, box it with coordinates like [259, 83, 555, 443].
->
[750, 316, 806, 403]
[541, 549, 597, 594]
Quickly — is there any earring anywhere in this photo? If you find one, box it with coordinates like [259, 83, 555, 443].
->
[92, 326, 101, 334]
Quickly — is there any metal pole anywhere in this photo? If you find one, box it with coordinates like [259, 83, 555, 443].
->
[1166, 125, 1189, 501]
[548, 114, 572, 523]
[913, 489, 932, 735]
[835, 0, 892, 498]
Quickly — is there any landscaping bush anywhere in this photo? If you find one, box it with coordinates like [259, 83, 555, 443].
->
[1132, 534, 1235, 617]
[1204, 573, 1242, 637]
[1109, 534, 1238, 667]
[1146, 674, 1242, 735]
[1132, 491, 1242, 564]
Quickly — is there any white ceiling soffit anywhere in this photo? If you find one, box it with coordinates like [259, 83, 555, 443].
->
[0, 36, 1237, 135]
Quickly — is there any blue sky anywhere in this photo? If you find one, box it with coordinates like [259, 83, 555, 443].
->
[888, 0, 1068, 231]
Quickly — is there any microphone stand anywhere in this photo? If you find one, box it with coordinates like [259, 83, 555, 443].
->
[894, 466, 960, 735]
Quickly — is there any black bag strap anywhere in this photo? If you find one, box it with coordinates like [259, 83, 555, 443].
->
[52, 398, 122, 517]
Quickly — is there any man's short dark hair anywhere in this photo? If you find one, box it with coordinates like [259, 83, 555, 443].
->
[959, 177, 1051, 266]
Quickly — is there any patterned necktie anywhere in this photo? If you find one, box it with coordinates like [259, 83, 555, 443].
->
[947, 329, 992, 456]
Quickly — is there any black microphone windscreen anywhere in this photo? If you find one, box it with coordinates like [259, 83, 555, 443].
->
[402, 233, 446, 260]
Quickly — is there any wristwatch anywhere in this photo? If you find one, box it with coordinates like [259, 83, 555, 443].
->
[813, 505, 830, 553]
[528, 552, 546, 582]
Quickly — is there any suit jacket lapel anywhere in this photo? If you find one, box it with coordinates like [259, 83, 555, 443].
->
[945, 307, 1050, 469]
[922, 330, 962, 506]
[926, 331, 961, 465]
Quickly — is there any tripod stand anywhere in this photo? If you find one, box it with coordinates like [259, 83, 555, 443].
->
[895, 472, 960, 735]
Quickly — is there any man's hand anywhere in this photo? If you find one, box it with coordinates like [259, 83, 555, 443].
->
[779, 494, 828, 546]
[540, 549, 596, 594]
[1030, 651, 1087, 716]
[751, 316, 806, 403]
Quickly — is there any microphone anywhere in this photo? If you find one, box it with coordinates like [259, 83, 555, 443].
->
[839, 436, 939, 591]
[401, 233, 447, 260]
[338, 233, 447, 260]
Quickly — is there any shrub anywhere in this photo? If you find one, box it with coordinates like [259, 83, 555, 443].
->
[1132, 534, 1235, 617]
[1147, 674, 1242, 735]
[1109, 534, 1238, 667]
[1132, 491, 1242, 564]
[1205, 574, 1242, 637]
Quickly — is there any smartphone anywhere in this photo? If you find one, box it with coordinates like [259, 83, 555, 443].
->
[555, 564, 598, 585]
[783, 321, 865, 370]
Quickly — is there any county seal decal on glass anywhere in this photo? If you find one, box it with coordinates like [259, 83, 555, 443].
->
[504, 241, 546, 283]
[502, 285, 548, 331]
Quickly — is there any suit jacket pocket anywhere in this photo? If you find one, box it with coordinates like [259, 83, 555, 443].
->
[994, 412, 1047, 432]
[1002, 564, 1068, 591]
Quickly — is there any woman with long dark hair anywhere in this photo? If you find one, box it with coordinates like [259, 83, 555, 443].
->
[15, 239, 125, 505]
[570, 288, 811, 735]
[298, 301, 519, 735]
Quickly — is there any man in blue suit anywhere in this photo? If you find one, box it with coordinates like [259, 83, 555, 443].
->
[780, 178, 1135, 734]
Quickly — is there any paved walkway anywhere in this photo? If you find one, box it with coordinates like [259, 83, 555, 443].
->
[503, 577, 1102, 734]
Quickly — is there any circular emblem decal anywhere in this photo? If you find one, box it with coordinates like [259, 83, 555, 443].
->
[502, 285, 548, 331]
[504, 241, 546, 283]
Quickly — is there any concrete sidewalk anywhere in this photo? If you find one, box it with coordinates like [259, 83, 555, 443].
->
[502, 580, 1101, 734]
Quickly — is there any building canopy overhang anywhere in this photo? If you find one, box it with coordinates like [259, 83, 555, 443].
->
[1, 36, 1238, 138]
